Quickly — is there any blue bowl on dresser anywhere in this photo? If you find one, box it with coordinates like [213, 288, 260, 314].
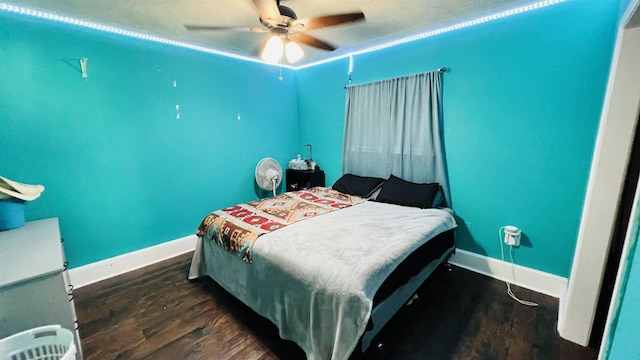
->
[0, 199, 26, 231]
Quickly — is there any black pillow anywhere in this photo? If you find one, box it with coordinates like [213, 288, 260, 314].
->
[375, 175, 440, 209]
[332, 174, 386, 197]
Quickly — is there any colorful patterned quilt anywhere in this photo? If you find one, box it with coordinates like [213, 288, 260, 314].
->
[196, 187, 367, 263]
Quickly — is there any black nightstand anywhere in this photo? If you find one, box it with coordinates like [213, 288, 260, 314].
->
[286, 169, 326, 191]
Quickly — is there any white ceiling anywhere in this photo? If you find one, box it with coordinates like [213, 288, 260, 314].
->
[4, 0, 538, 66]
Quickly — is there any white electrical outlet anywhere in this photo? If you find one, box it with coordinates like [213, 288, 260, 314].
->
[503, 225, 521, 247]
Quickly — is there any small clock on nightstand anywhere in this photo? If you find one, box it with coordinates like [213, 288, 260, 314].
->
[286, 169, 325, 191]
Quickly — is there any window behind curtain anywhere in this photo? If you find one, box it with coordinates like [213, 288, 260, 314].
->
[342, 70, 450, 205]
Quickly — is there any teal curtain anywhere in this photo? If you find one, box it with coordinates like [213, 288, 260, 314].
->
[342, 70, 450, 205]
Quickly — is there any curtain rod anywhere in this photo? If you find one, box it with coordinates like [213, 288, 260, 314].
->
[343, 67, 447, 89]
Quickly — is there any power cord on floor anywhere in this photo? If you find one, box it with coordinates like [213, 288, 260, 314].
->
[498, 227, 538, 307]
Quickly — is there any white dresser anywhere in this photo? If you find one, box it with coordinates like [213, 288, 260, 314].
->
[0, 218, 82, 359]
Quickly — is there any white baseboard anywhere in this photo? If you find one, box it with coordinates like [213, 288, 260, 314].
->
[449, 249, 568, 299]
[68, 237, 567, 300]
[68, 234, 197, 288]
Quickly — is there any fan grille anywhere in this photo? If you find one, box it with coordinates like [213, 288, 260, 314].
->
[255, 158, 282, 191]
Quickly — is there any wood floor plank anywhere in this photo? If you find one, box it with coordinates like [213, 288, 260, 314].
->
[74, 253, 598, 360]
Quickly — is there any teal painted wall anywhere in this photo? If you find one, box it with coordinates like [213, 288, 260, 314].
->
[296, 59, 350, 182]
[0, 0, 621, 278]
[0, 14, 298, 267]
[606, 229, 639, 359]
[297, 0, 618, 277]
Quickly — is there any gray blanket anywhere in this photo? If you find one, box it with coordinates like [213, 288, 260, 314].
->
[189, 200, 457, 359]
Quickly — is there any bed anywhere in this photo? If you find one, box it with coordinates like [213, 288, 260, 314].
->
[188, 174, 457, 360]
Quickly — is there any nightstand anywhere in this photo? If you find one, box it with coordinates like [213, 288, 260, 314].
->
[286, 169, 325, 191]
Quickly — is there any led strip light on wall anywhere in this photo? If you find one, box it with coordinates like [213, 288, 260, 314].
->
[1, 0, 567, 70]
[0, 2, 278, 67]
[361, 0, 566, 52]
[298, 0, 568, 69]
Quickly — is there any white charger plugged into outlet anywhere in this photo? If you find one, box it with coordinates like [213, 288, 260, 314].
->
[503, 225, 521, 247]
[498, 225, 538, 306]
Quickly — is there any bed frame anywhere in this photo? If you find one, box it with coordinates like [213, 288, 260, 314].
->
[190, 207, 456, 359]
[359, 228, 455, 353]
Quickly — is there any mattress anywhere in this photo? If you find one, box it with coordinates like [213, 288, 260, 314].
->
[189, 199, 456, 360]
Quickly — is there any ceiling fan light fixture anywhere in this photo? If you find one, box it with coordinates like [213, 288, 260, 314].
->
[261, 35, 284, 63]
[285, 40, 304, 63]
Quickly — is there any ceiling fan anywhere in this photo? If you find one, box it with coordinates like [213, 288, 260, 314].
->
[184, 0, 365, 63]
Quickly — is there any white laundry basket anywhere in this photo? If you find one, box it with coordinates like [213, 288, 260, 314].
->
[0, 325, 76, 360]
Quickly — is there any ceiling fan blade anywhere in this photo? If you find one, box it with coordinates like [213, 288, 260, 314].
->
[184, 24, 267, 32]
[290, 33, 336, 51]
[291, 12, 365, 31]
[253, 0, 281, 21]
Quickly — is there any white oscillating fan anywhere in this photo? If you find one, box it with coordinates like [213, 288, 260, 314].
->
[255, 157, 282, 197]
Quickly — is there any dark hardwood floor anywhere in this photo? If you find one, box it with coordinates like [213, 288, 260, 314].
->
[74, 253, 598, 360]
